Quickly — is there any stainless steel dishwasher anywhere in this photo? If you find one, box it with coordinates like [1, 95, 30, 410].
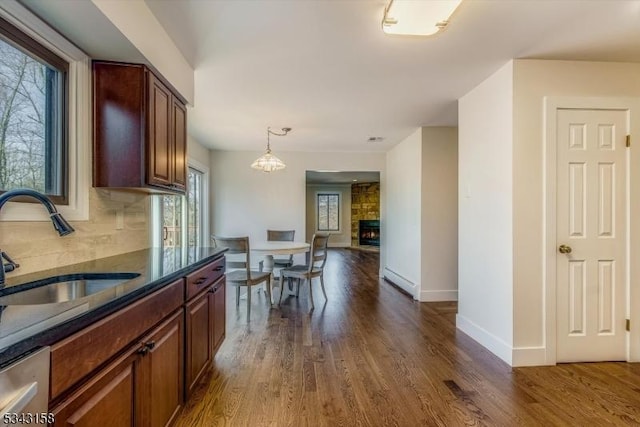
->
[0, 347, 50, 427]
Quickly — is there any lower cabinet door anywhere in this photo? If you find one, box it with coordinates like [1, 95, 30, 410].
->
[51, 349, 138, 427]
[137, 310, 184, 427]
[212, 279, 226, 352]
[185, 289, 211, 399]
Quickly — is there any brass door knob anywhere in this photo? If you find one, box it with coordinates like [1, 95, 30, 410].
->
[558, 244, 572, 254]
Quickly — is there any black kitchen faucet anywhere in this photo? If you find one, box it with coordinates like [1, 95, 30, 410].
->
[0, 189, 75, 287]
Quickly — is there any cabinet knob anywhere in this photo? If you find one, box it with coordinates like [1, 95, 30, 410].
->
[194, 277, 207, 285]
[137, 346, 149, 356]
[145, 341, 156, 351]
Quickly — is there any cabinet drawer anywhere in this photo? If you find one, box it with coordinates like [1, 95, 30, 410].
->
[185, 257, 225, 300]
[50, 279, 184, 401]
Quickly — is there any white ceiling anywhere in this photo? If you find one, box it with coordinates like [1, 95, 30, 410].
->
[25, 0, 640, 153]
[143, 0, 640, 153]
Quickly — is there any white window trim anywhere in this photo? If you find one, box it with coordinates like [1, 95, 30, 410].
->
[315, 191, 342, 234]
[188, 158, 210, 247]
[150, 196, 163, 248]
[0, 0, 90, 222]
[150, 158, 210, 248]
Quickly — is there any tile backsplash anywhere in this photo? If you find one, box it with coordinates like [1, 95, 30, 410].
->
[0, 189, 150, 277]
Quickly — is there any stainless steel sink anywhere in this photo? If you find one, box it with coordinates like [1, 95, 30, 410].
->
[0, 273, 141, 305]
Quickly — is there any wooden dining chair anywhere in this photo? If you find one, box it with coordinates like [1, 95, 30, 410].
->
[267, 229, 296, 268]
[279, 233, 330, 310]
[212, 236, 272, 321]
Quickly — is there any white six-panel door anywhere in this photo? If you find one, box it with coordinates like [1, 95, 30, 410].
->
[556, 108, 628, 362]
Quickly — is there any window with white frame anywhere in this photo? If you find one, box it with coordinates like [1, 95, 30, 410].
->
[154, 165, 208, 249]
[317, 192, 340, 232]
[0, 1, 90, 221]
[0, 15, 68, 201]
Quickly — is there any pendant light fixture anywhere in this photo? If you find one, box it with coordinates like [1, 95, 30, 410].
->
[251, 127, 292, 172]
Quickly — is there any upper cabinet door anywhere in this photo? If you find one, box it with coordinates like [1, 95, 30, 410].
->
[92, 62, 146, 188]
[148, 74, 173, 188]
[93, 61, 187, 195]
[172, 97, 187, 191]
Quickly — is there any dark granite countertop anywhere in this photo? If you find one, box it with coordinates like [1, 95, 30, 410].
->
[0, 246, 226, 368]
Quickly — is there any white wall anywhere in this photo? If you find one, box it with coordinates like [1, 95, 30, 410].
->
[188, 136, 211, 167]
[511, 59, 640, 365]
[420, 127, 458, 302]
[383, 128, 422, 297]
[210, 150, 384, 266]
[305, 184, 352, 247]
[457, 61, 514, 365]
[457, 59, 640, 366]
[91, 0, 194, 104]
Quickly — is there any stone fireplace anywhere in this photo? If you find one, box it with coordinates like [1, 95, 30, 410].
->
[351, 182, 380, 247]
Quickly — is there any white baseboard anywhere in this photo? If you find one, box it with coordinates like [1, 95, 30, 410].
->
[511, 346, 551, 367]
[328, 242, 350, 248]
[383, 267, 417, 299]
[418, 289, 458, 302]
[456, 314, 513, 365]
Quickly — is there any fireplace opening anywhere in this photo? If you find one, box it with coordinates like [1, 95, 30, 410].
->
[358, 220, 380, 246]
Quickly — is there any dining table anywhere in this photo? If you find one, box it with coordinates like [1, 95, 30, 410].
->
[251, 240, 310, 274]
[251, 241, 310, 301]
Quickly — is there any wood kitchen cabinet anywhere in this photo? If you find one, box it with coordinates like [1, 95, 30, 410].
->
[171, 96, 187, 190]
[93, 61, 187, 194]
[211, 279, 226, 352]
[185, 261, 226, 398]
[137, 310, 184, 427]
[47, 255, 227, 426]
[49, 280, 184, 401]
[51, 348, 137, 426]
[186, 278, 224, 394]
[52, 310, 184, 427]
[185, 285, 212, 397]
[50, 279, 184, 427]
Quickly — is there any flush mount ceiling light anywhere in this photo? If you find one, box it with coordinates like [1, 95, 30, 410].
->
[251, 127, 292, 173]
[382, 0, 463, 36]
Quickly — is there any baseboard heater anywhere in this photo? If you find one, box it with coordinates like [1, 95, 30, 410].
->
[383, 267, 416, 298]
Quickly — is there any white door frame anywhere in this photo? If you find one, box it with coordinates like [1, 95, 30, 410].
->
[544, 96, 640, 365]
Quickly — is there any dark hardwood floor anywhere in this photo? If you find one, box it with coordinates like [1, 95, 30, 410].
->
[175, 248, 640, 426]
